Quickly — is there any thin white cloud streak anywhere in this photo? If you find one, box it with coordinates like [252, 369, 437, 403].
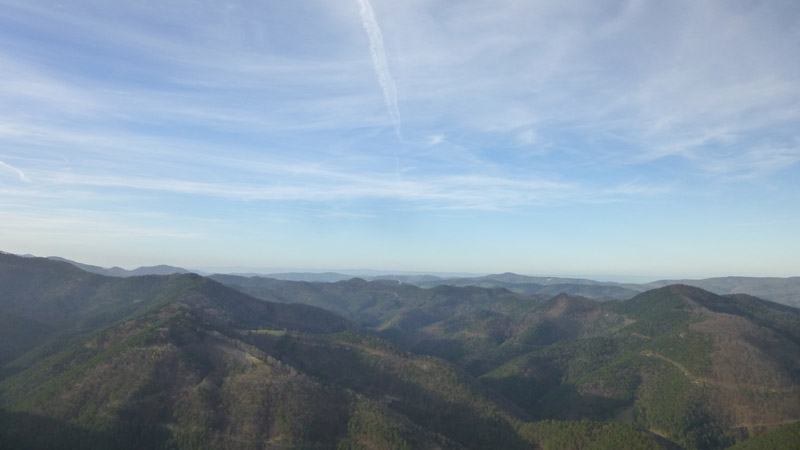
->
[0, 208, 206, 240]
[0, 50, 386, 135]
[0, 120, 384, 183]
[2, 0, 798, 206]
[25, 163, 668, 212]
[356, 0, 402, 137]
[7, 0, 793, 173]
[0, 161, 31, 182]
[425, 134, 445, 147]
[0, 3, 393, 135]
[687, 145, 800, 181]
[0, 53, 104, 118]
[43, 170, 564, 206]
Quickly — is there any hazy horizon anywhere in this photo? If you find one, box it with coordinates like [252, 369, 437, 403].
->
[2, 1, 799, 279]
[8, 249, 798, 285]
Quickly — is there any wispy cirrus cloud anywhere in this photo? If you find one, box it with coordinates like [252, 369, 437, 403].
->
[0, 160, 31, 183]
[0, 208, 205, 240]
[1, 0, 799, 274]
[10, 155, 667, 214]
[687, 144, 800, 181]
[374, 0, 800, 179]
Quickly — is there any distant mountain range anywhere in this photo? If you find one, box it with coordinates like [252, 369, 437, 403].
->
[641, 276, 800, 308]
[30, 254, 800, 308]
[209, 271, 800, 308]
[45, 256, 198, 277]
[2, 251, 800, 449]
[382, 272, 800, 307]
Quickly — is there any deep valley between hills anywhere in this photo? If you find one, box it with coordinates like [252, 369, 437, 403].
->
[1, 252, 799, 449]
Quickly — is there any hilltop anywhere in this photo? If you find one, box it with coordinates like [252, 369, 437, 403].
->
[0, 254, 525, 449]
[32, 252, 800, 307]
[2, 252, 799, 449]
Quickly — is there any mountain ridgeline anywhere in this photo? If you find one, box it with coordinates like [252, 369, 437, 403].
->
[44, 255, 800, 307]
[1, 252, 799, 449]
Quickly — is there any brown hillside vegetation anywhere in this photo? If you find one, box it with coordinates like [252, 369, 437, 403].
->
[481, 285, 800, 449]
[2, 254, 800, 449]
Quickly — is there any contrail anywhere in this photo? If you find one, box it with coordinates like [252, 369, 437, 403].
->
[357, 0, 401, 138]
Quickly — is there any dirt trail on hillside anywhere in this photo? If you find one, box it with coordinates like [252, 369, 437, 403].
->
[642, 351, 798, 394]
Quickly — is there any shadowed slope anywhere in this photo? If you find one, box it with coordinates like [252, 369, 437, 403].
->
[1, 254, 584, 449]
[483, 285, 800, 449]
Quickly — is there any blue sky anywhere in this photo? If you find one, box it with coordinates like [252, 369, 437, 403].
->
[1, 0, 799, 280]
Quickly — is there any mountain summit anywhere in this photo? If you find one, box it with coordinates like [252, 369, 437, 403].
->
[1, 253, 799, 449]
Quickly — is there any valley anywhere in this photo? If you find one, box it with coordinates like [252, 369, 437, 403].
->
[1, 252, 799, 449]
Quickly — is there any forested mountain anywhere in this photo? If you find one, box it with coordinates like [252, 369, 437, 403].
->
[209, 274, 543, 328]
[212, 273, 800, 448]
[2, 252, 799, 449]
[209, 275, 550, 375]
[641, 277, 800, 308]
[483, 285, 800, 448]
[212, 272, 641, 301]
[226, 271, 800, 307]
[46, 256, 196, 278]
[1, 254, 521, 449]
[393, 273, 800, 307]
[44, 253, 800, 306]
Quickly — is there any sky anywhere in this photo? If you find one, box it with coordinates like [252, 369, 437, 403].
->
[1, 0, 799, 280]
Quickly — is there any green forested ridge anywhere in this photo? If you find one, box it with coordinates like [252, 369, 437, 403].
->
[2, 254, 799, 449]
[51, 257, 798, 308]
[518, 419, 666, 450]
[725, 420, 800, 449]
[0, 255, 537, 449]
[480, 286, 800, 449]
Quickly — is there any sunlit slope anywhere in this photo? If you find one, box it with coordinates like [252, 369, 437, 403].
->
[0, 255, 661, 449]
[483, 285, 800, 449]
[0, 269, 522, 449]
[3, 253, 789, 449]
